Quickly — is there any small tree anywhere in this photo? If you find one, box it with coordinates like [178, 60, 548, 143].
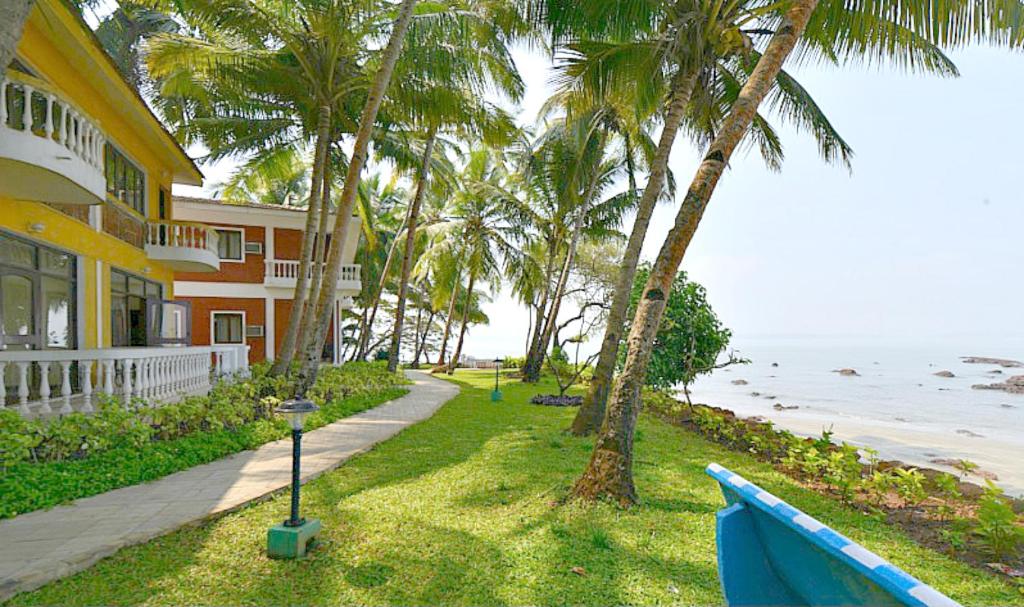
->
[545, 345, 598, 397]
[620, 265, 744, 399]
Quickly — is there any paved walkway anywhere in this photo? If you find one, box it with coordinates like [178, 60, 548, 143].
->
[0, 371, 459, 601]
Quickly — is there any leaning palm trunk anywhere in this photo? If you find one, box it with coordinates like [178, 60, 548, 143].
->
[570, 71, 698, 435]
[296, 160, 333, 358]
[521, 245, 559, 381]
[296, 0, 420, 391]
[387, 130, 436, 372]
[447, 271, 477, 375]
[0, 0, 34, 75]
[434, 278, 460, 369]
[271, 104, 331, 376]
[572, 0, 818, 504]
[358, 213, 408, 358]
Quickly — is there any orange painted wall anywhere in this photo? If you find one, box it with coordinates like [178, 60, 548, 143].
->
[275, 299, 334, 360]
[177, 224, 265, 283]
[274, 228, 302, 260]
[179, 296, 265, 363]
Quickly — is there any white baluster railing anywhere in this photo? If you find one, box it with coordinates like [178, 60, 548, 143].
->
[264, 260, 361, 289]
[145, 221, 220, 257]
[0, 344, 250, 418]
[0, 71, 106, 201]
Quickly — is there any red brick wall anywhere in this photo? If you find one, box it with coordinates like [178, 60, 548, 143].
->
[274, 228, 302, 260]
[275, 299, 334, 360]
[177, 224, 265, 283]
[180, 296, 266, 363]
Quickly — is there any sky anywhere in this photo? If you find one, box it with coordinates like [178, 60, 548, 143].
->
[176, 43, 1024, 361]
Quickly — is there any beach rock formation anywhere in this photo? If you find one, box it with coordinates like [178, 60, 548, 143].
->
[731, 379, 748, 385]
[955, 428, 985, 438]
[833, 368, 859, 376]
[772, 403, 799, 411]
[988, 369, 1003, 374]
[971, 375, 1024, 394]
[771, 362, 779, 367]
[961, 356, 1023, 368]
[934, 370, 955, 378]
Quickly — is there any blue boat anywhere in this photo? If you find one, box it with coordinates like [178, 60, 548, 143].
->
[706, 463, 961, 607]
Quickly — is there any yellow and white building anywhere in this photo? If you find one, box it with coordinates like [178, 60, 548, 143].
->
[1, 0, 246, 417]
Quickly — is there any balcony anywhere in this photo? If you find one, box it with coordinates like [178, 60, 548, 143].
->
[0, 71, 106, 206]
[0, 344, 249, 419]
[145, 221, 221, 272]
[265, 260, 361, 293]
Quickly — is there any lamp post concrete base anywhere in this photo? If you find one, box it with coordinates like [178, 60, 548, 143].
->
[267, 519, 321, 559]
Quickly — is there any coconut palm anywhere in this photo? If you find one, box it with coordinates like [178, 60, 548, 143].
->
[568, 0, 1024, 504]
[299, 0, 526, 386]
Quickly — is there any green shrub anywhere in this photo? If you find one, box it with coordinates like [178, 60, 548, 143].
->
[974, 482, 1024, 559]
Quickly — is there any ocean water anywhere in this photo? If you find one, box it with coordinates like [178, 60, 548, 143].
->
[686, 335, 1024, 495]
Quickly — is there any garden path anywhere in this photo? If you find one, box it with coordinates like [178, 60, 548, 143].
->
[0, 370, 458, 601]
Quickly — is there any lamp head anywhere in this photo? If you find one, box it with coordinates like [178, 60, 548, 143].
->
[275, 398, 319, 430]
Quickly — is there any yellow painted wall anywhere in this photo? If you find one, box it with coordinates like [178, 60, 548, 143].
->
[0, 198, 176, 348]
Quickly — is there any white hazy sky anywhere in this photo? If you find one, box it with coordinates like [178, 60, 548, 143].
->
[177, 43, 1024, 361]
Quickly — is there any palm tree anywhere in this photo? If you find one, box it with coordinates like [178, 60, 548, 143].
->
[570, 0, 1024, 504]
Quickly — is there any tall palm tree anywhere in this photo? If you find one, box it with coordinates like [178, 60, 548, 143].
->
[570, 0, 1024, 504]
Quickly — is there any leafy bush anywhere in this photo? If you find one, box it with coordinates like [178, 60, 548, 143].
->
[974, 483, 1024, 559]
[503, 356, 526, 369]
[0, 362, 408, 518]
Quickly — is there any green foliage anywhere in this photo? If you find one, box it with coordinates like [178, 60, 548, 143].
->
[620, 265, 738, 390]
[10, 369, 1021, 606]
[892, 468, 928, 509]
[973, 482, 1024, 560]
[0, 362, 407, 519]
[503, 356, 526, 368]
[823, 443, 863, 503]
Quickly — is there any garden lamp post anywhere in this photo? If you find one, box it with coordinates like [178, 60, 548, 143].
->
[267, 398, 321, 559]
[491, 358, 503, 402]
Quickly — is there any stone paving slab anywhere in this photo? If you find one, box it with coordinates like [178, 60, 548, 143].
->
[0, 371, 458, 602]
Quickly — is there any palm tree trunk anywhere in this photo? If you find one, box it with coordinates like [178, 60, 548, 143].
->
[521, 244, 559, 381]
[296, 0, 419, 392]
[569, 69, 698, 436]
[435, 278, 460, 369]
[572, 0, 818, 505]
[358, 213, 409, 359]
[296, 158, 333, 358]
[447, 271, 476, 375]
[387, 130, 436, 372]
[270, 104, 330, 376]
[0, 0, 34, 76]
[412, 308, 432, 367]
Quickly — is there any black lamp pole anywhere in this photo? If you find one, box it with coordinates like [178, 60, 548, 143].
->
[287, 426, 303, 527]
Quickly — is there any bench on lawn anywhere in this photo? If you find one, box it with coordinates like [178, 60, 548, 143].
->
[705, 463, 960, 607]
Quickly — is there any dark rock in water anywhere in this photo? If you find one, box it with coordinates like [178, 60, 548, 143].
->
[955, 428, 984, 438]
[763, 395, 777, 400]
[772, 403, 799, 411]
[833, 368, 860, 377]
[988, 369, 1003, 374]
[771, 362, 779, 367]
[971, 375, 1024, 394]
[750, 391, 761, 397]
[530, 394, 582, 407]
[961, 356, 1024, 368]
[934, 370, 955, 378]
[1000, 403, 1016, 409]
[731, 379, 748, 385]
[894, 417, 910, 422]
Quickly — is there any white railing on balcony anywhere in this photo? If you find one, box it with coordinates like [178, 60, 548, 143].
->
[264, 260, 361, 289]
[0, 71, 106, 202]
[0, 345, 249, 418]
[144, 220, 221, 272]
[146, 221, 219, 255]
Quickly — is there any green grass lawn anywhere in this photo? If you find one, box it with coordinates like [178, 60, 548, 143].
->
[9, 370, 1021, 606]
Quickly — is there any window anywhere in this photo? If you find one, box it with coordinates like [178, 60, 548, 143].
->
[216, 229, 243, 261]
[104, 144, 145, 215]
[0, 231, 76, 351]
[212, 312, 244, 344]
[110, 269, 162, 347]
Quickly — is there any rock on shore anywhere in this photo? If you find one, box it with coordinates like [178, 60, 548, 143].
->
[933, 370, 955, 378]
[972, 375, 1024, 394]
[731, 379, 748, 385]
[961, 356, 1024, 368]
[833, 368, 859, 377]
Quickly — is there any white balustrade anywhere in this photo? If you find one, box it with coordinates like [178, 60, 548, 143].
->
[146, 221, 220, 256]
[264, 260, 361, 289]
[0, 345, 250, 418]
[0, 71, 107, 202]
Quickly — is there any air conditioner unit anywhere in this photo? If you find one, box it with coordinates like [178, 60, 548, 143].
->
[245, 324, 265, 338]
[244, 241, 264, 255]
